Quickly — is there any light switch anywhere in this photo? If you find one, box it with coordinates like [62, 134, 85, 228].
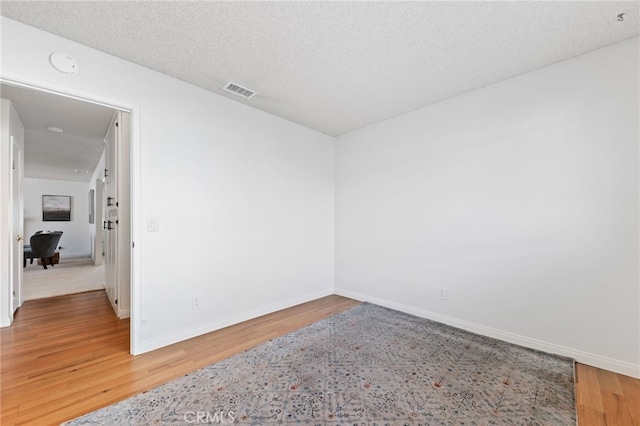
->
[147, 217, 159, 232]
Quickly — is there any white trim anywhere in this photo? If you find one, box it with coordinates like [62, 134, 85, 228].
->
[0, 77, 132, 113]
[129, 107, 142, 355]
[8, 137, 15, 324]
[334, 288, 640, 379]
[138, 288, 333, 354]
[117, 308, 131, 319]
[107, 296, 131, 320]
[0, 77, 142, 355]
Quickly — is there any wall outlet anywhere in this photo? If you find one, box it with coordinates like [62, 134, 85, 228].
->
[438, 287, 447, 301]
[192, 295, 200, 310]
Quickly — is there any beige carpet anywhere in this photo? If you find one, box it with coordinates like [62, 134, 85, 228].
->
[23, 257, 105, 301]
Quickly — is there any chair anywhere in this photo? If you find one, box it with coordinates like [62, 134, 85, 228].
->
[24, 231, 63, 269]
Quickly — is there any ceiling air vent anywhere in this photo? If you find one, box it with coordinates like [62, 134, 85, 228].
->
[222, 81, 257, 99]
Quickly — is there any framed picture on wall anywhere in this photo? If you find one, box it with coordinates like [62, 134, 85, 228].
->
[89, 189, 95, 224]
[43, 195, 71, 221]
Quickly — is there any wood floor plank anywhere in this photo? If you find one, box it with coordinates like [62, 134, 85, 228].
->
[618, 373, 640, 424]
[577, 405, 608, 426]
[601, 390, 634, 426]
[2, 290, 639, 426]
[596, 367, 624, 395]
[576, 362, 605, 412]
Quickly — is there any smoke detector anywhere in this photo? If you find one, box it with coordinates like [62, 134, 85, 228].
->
[222, 81, 257, 99]
[49, 52, 78, 74]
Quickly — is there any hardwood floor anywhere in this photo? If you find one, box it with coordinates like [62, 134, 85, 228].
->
[1, 291, 638, 425]
[575, 363, 640, 425]
[1, 291, 359, 425]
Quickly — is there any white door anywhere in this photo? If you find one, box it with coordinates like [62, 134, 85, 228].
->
[93, 179, 104, 266]
[10, 137, 23, 315]
[100, 111, 130, 319]
[104, 113, 119, 309]
[116, 112, 131, 316]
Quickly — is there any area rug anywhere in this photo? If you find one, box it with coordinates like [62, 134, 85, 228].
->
[23, 257, 105, 301]
[63, 303, 576, 425]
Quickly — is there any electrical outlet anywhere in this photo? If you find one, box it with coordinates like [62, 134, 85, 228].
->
[192, 295, 200, 310]
[438, 287, 447, 301]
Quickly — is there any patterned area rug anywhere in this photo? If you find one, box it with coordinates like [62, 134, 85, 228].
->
[64, 303, 576, 425]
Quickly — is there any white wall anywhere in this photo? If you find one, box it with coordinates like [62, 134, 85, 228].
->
[23, 178, 91, 257]
[0, 17, 335, 353]
[3, 16, 637, 377]
[336, 38, 640, 378]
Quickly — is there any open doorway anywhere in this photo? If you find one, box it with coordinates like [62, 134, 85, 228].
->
[1, 80, 132, 336]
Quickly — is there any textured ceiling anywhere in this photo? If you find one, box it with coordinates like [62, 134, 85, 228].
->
[1, 1, 638, 137]
[0, 83, 114, 182]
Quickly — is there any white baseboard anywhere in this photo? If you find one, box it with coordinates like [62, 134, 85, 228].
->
[106, 293, 130, 320]
[138, 288, 334, 354]
[58, 252, 91, 259]
[0, 315, 11, 328]
[335, 288, 640, 379]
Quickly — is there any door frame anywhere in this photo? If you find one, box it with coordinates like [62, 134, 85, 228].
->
[10, 136, 23, 316]
[0, 76, 142, 355]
